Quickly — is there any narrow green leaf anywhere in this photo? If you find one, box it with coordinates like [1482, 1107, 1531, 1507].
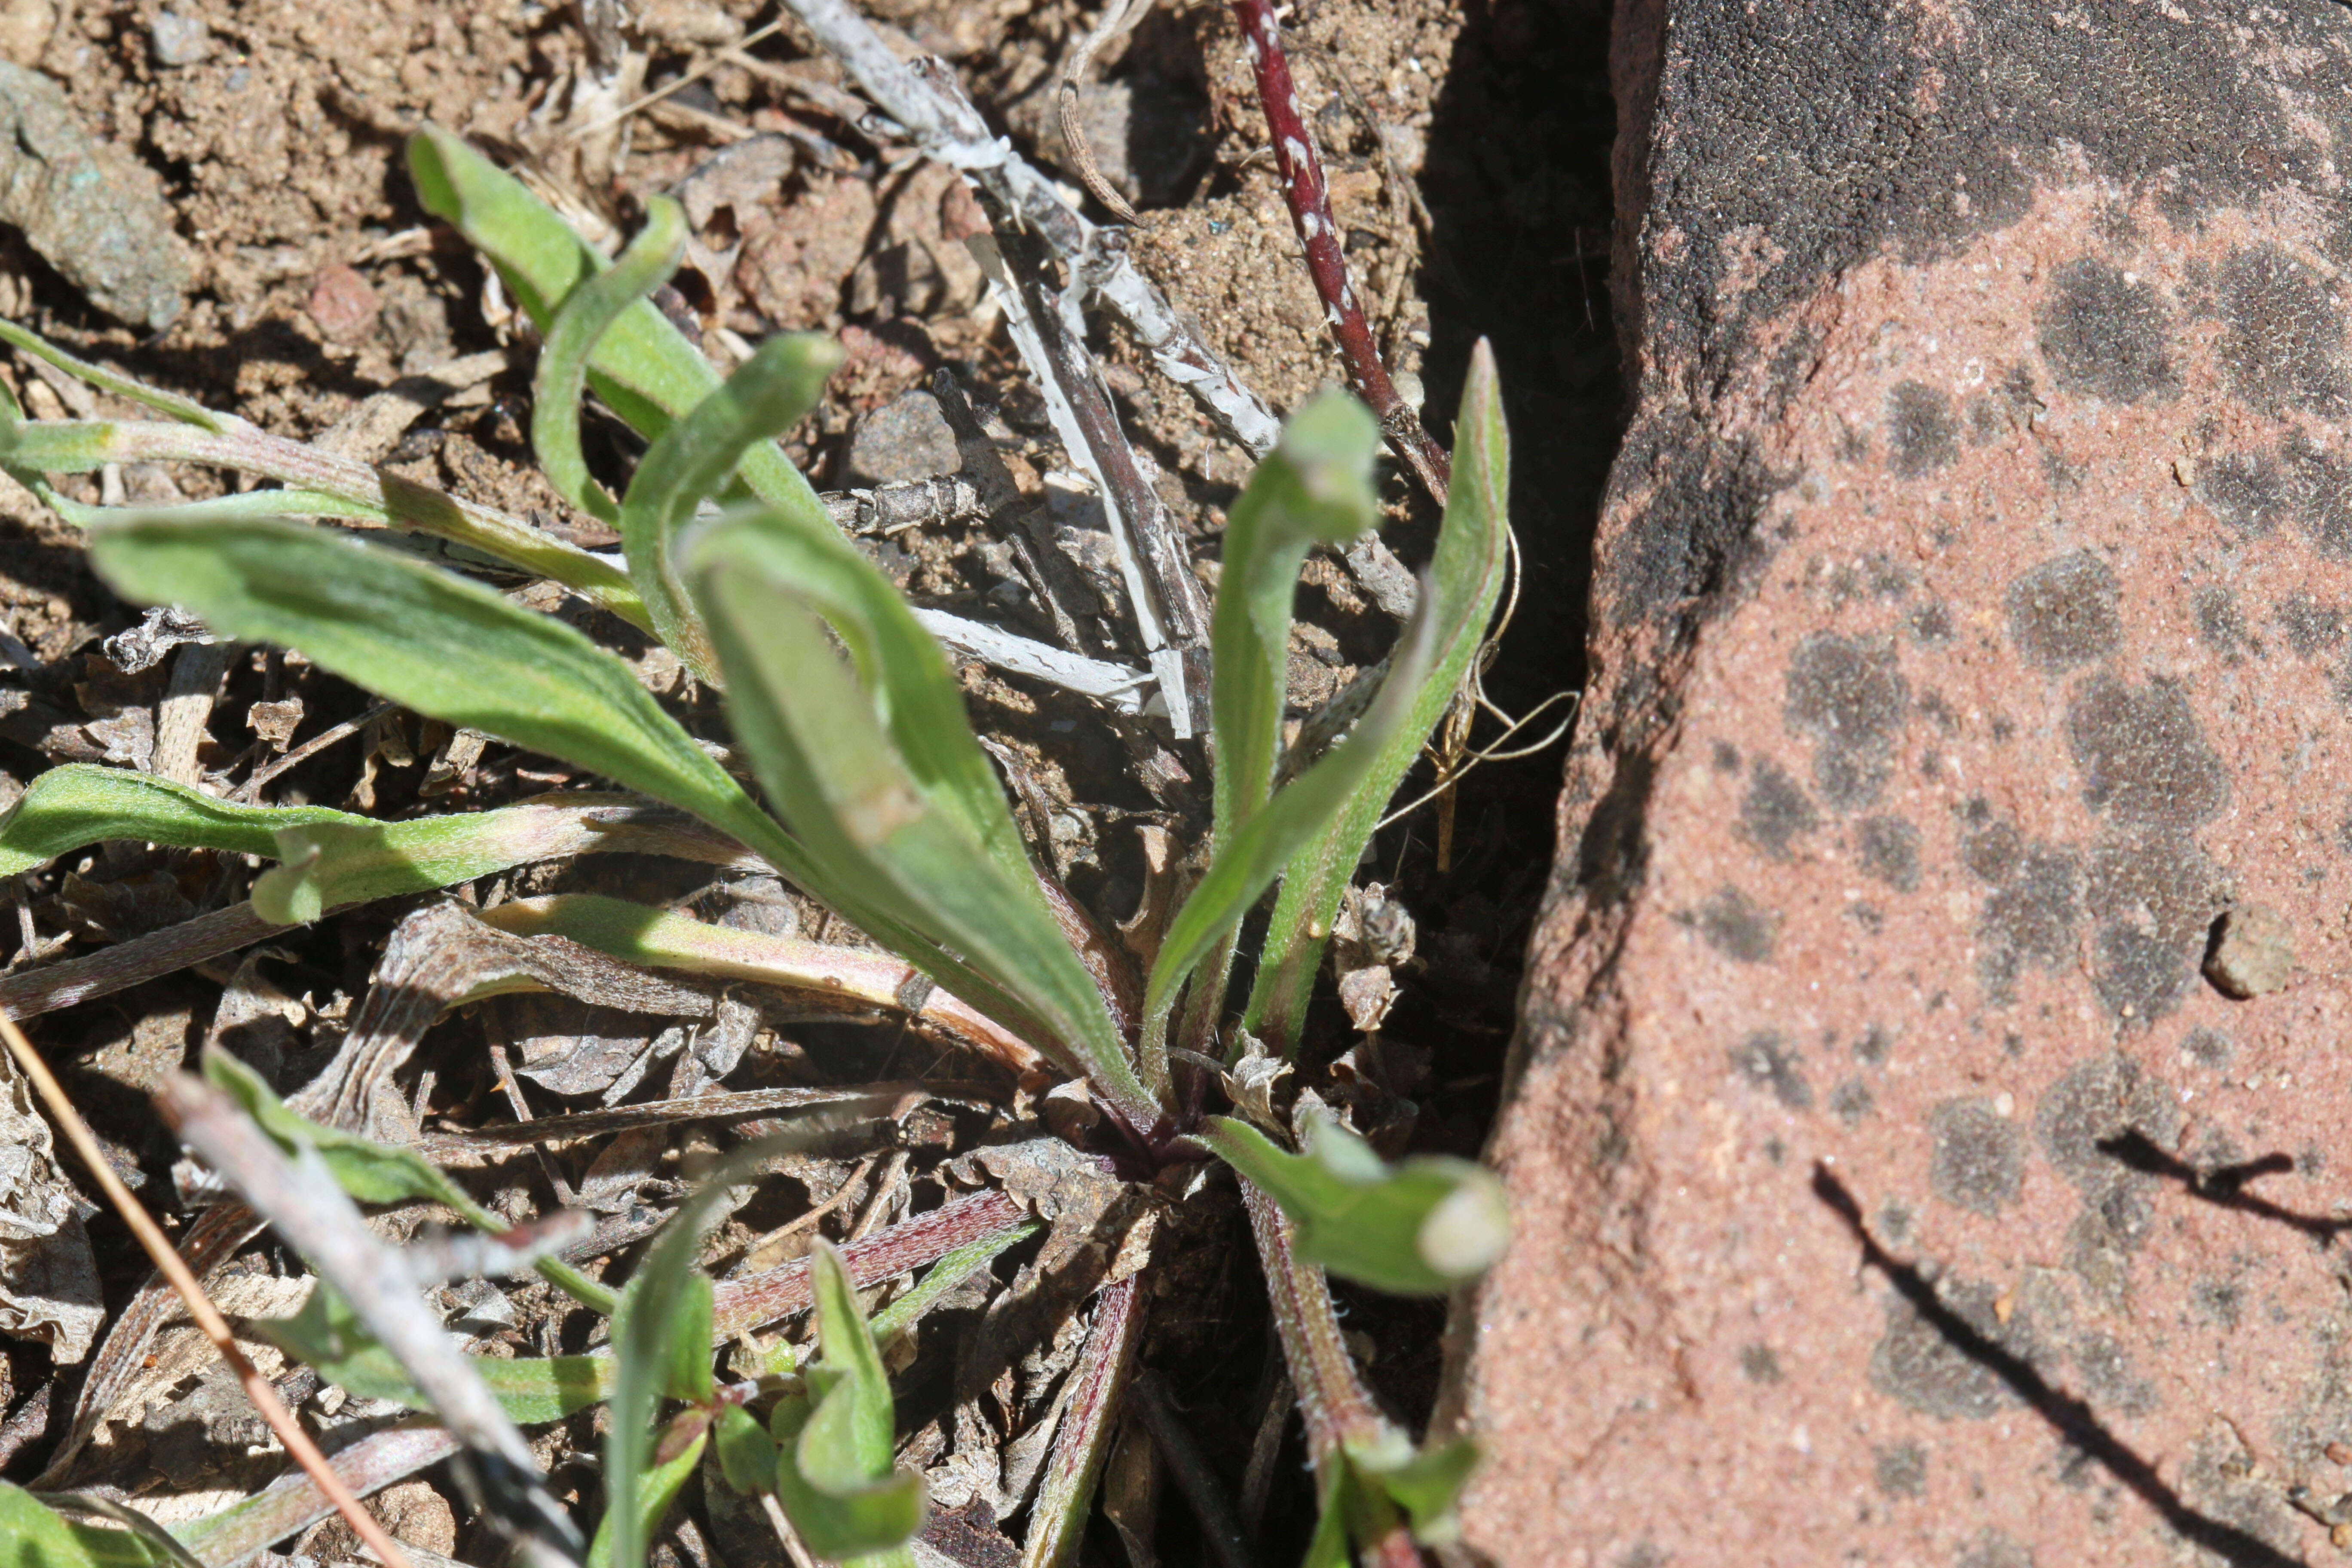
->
[29, 1497, 202, 1568]
[1300, 1470, 1352, 1568]
[251, 802, 667, 927]
[769, 1241, 925, 1562]
[535, 197, 688, 528]
[0, 317, 233, 432]
[1153, 392, 1381, 1080]
[694, 512, 1159, 1133]
[1143, 594, 1444, 1063]
[204, 1048, 618, 1315]
[620, 334, 840, 681]
[405, 129, 834, 539]
[1246, 342, 1513, 1052]
[0, 1484, 171, 1568]
[1209, 390, 1381, 846]
[0, 766, 363, 880]
[611, 1133, 827, 1568]
[257, 1284, 613, 1424]
[714, 1405, 779, 1496]
[0, 416, 647, 626]
[589, 1431, 704, 1568]
[664, 1271, 716, 1405]
[84, 514, 808, 891]
[0, 773, 720, 932]
[686, 497, 1036, 889]
[1196, 1110, 1508, 1295]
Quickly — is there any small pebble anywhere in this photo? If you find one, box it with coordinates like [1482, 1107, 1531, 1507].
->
[306, 264, 379, 345]
[845, 389, 959, 486]
[2203, 903, 2294, 999]
[150, 8, 211, 66]
[2328, 1440, 2352, 1465]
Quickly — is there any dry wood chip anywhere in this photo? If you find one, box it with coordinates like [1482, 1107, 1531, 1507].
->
[0, 1034, 102, 1362]
[245, 697, 305, 752]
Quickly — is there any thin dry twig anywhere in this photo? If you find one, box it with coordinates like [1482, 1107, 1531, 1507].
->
[1056, 0, 1155, 223]
[158, 1072, 585, 1564]
[231, 699, 395, 802]
[555, 15, 795, 144]
[1130, 1369, 1255, 1568]
[779, 0, 1282, 456]
[970, 214, 1212, 735]
[1226, 0, 1451, 506]
[0, 1011, 418, 1568]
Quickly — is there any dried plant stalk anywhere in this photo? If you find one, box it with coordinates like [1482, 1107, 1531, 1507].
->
[0, 1010, 416, 1568]
[1226, 0, 1452, 506]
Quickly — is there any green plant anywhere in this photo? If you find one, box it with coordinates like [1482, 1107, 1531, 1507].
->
[0, 126, 1513, 1567]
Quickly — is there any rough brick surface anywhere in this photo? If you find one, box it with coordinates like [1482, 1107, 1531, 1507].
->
[1450, 3, 2352, 1563]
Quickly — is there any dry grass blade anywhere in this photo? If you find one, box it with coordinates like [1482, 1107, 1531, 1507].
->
[0, 1009, 418, 1568]
[158, 1069, 584, 1563]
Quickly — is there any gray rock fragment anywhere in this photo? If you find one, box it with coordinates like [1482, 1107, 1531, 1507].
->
[845, 389, 960, 486]
[0, 63, 193, 329]
[2204, 903, 2294, 998]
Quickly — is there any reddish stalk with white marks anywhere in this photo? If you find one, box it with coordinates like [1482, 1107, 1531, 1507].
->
[1227, 0, 1453, 507]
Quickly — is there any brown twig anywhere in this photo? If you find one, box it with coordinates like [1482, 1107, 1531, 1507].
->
[1057, 0, 1154, 223]
[1130, 1369, 1256, 1568]
[1226, 0, 1451, 506]
[230, 699, 394, 802]
[0, 1011, 416, 1568]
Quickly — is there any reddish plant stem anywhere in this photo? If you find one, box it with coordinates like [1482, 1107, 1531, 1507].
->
[1242, 1180, 1425, 1568]
[1228, 0, 1451, 507]
[710, 1187, 1028, 1336]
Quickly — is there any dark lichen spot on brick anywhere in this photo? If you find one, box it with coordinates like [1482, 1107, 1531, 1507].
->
[1739, 1343, 1783, 1384]
[1729, 1030, 1811, 1110]
[1600, 419, 1779, 638]
[2039, 1052, 2180, 1190]
[1786, 632, 1908, 810]
[1928, 1098, 2026, 1215]
[2219, 245, 2348, 418]
[1712, 740, 1741, 773]
[2196, 449, 2291, 538]
[1869, 1277, 2022, 1421]
[2180, 1026, 2233, 1070]
[2190, 1277, 2242, 1330]
[1958, 803, 2023, 882]
[2007, 552, 2122, 671]
[2065, 671, 2228, 828]
[2277, 593, 2346, 656]
[1887, 381, 1959, 478]
[1966, 393, 2003, 444]
[2070, 1330, 2156, 1417]
[2192, 585, 2256, 663]
[2086, 827, 2224, 1023]
[1741, 759, 1819, 860]
[2039, 1053, 2176, 1300]
[2037, 257, 2177, 404]
[1831, 1078, 1876, 1126]
[1694, 885, 1777, 962]
[1614, 1544, 1665, 1568]
[1854, 1023, 1894, 1067]
[1955, 1528, 2036, 1568]
[1874, 1442, 1927, 1499]
[1855, 815, 1921, 893]
[1910, 598, 1954, 646]
[1976, 845, 2081, 1004]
